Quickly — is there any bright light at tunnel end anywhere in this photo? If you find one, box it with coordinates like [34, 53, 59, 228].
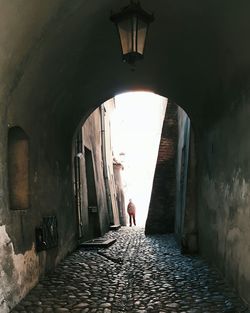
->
[111, 91, 167, 227]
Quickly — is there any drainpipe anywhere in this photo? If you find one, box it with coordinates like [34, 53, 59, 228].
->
[100, 104, 114, 225]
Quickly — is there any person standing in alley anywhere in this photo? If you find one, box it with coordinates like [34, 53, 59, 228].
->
[127, 199, 136, 227]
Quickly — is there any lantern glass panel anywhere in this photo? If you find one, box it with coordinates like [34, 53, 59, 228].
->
[118, 18, 132, 55]
[132, 15, 138, 52]
[137, 19, 147, 55]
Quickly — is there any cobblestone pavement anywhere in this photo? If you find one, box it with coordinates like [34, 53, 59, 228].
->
[12, 227, 248, 313]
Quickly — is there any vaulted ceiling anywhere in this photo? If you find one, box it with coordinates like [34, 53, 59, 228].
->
[2, 0, 250, 136]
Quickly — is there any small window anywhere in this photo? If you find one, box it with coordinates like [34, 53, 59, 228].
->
[8, 126, 29, 210]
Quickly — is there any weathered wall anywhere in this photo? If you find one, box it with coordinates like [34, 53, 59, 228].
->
[0, 226, 39, 312]
[175, 109, 198, 253]
[102, 100, 120, 226]
[145, 101, 178, 234]
[82, 107, 112, 239]
[113, 162, 126, 226]
[198, 90, 250, 305]
[182, 128, 198, 253]
[175, 108, 190, 240]
[0, 3, 77, 311]
[1, 122, 77, 312]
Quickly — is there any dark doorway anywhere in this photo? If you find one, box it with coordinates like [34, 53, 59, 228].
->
[74, 153, 84, 238]
[74, 130, 84, 239]
[85, 147, 101, 238]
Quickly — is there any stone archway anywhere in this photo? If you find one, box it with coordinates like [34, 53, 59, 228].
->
[0, 0, 250, 308]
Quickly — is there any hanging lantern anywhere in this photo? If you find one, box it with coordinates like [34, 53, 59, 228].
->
[110, 1, 154, 65]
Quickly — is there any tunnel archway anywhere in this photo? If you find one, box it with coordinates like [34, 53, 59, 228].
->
[6, 0, 241, 138]
[72, 91, 197, 254]
[1, 1, 250, 309]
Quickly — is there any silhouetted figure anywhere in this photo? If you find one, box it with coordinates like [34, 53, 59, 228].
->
[127, 199, 136, 227]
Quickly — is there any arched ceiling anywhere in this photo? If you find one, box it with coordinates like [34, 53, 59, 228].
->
[3, 0, 250, 136]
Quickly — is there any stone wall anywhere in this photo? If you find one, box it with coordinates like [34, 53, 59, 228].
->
[145, 101, 178, 234]
[181, 128, 198, 253]
[2, 116, 77, 312]
[197, 89, 250, 305]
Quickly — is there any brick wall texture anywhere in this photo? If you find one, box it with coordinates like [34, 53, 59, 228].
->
[145, 101, 178, 234]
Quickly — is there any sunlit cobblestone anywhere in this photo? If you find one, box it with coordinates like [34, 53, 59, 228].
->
[12, 227, 248, 313]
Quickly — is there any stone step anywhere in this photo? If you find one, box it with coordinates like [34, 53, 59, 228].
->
[79, 238, 116, 248]
[109, 224, 121, 231]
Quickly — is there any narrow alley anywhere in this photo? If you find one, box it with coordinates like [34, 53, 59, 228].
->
[12, 228, 247, 313]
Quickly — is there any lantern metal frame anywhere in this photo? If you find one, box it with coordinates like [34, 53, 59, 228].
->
[110, 1, 154, 65]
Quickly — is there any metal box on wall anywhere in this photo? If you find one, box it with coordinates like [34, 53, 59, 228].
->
[35, 216, 58, 252]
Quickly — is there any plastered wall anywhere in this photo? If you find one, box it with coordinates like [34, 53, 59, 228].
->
[0, 226, 39, 311]
[175, 108, 190, 239]
[83, 107, 111, 237]
[198, 91, 250, 305]
[2, 98, 78, 313]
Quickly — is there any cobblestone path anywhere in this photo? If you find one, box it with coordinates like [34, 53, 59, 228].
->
[12, 227, 248, 313]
